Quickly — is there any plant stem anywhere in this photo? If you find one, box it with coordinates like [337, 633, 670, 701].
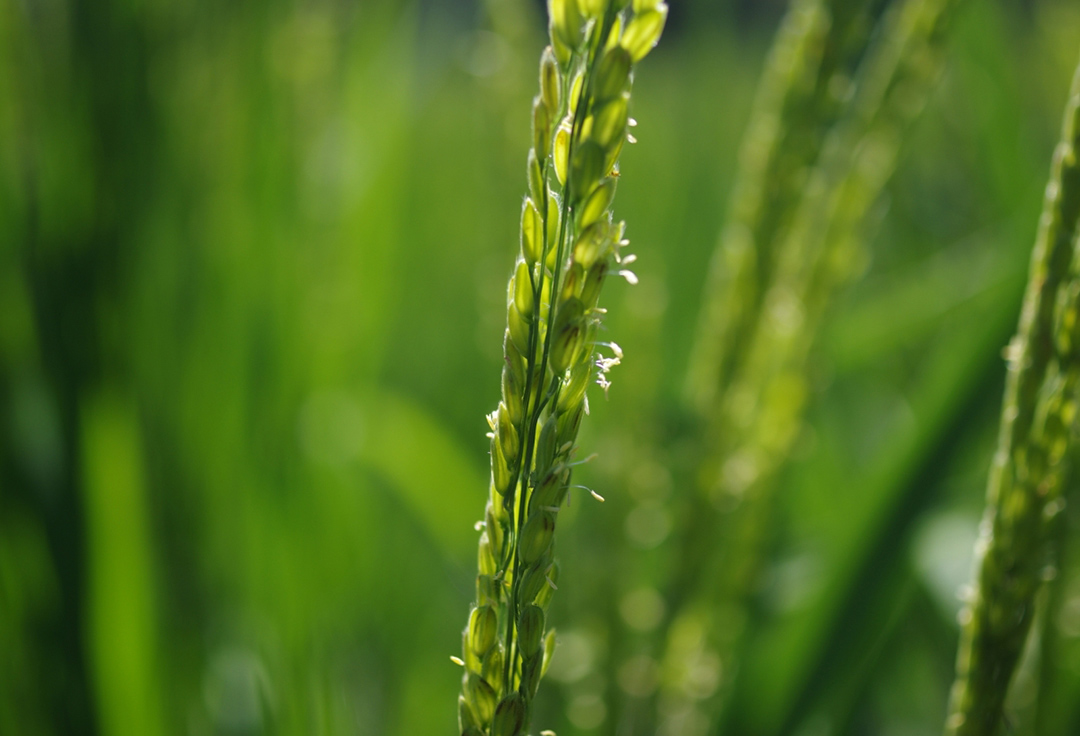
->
[946, 54, 1080, 736]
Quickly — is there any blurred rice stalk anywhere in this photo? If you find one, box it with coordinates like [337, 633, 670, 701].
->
[945, 52, 1080, 736]
[600, 0, 967, 733]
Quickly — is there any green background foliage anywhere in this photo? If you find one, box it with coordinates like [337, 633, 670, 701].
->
[1, 0, 1079, 734]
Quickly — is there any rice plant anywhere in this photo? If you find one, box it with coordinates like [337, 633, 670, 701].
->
[946, 54, 1080, 736]
[455, 2, 666, 734]
[4, 1, 1079, 735]
[636, 0, 964, 732]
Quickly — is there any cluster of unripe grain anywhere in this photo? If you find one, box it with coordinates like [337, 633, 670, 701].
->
[686, 0, 880, 411]
[457, 1, 666, 735]
[652, 0, 964, 733]
[946, 61, 1080, 736]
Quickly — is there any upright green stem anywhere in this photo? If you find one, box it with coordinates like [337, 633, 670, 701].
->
[685, 0, 879, 412]
[456, 3, 667, 735]
[945, 55, 1080, 736]
[652, 0, 962, 732]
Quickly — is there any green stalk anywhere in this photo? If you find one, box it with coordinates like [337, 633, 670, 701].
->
[655, 0, 962, 731]
[945, 55, 1080, 736]
[685, 0, 880, 412]
[456, 2, 667, 734]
